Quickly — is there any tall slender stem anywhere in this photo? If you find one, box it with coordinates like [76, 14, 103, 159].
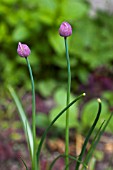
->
[26, 57, 36, 170]
[64, 37, 71, 170]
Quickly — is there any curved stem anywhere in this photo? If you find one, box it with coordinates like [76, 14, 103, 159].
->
[75, 99, 102, 170]
[82, 120, 105, 169]
[36, 93, 85, 166]
[25, 57, 36, 170]
[64, 37, 71, 170]
[49, 154, 87, 170]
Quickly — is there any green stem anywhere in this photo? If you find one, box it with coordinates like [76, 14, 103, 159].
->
[26, 57, 36, 170]
[83, 112, 113, 169]
[82, 120, 105, 170]
[49, 154, 87, 170]
[75, 99, 102, 170]
[36, 93, 85, 166]
[64, 37, 71, 170]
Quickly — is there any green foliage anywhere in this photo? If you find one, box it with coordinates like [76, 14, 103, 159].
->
[0, 0, 88, 89]
[37, 79, 57, 97]
[1, 0, 113, 92]
[88, 157, 96, 170]
[94, 150, 104, 161]
[102, 91, 113, 132]
[70, 13, 113, 83]
[8, 86, 34, 160]
[81, 99, 110, 131]
[2, 1, 113, 168]
[13, 25, 30, 41]
[102, 91, 113, 106]
[49, 88, 79, 128]
[36, 113, 50, 128]
[36, 93, 85, 166]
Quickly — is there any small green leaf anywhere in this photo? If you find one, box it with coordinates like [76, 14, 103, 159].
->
[36, 113, 50, 128]
[82, 99, 109, 130]
[37, 0, 57, 25]
[60, 0, 87, 20]
[37, 79, 56, 97]
[94, 150, 104, 161]
[102, 91, 113, 106]
[48, 31, 65, 54]
[12, 25, 30, 41]
[49, 88, 78, 128]
[76, 99, 102, 170]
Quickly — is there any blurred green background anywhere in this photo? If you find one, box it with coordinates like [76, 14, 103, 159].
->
[0, 0, 112, 90]
[1, 0, 113, 130]
[1, 0, 113, 169]
[1, 0, 113, 132]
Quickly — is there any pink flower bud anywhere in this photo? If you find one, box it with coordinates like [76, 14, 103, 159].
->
[17, 42, 31, 57]
[59, 22, 72, 37]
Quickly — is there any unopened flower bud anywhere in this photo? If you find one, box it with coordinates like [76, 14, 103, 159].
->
[59, 22, 72, 37]
[17, 42, 31, 57]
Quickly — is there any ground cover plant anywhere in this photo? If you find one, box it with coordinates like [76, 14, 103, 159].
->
[1, 0, 113, 92]
[6, 21, 113, 170]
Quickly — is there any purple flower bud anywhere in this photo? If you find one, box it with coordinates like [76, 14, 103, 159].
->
[17, 42, 31, 58]
[59, 22, 72, 37]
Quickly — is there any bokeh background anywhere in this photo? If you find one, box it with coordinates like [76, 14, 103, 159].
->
[1, 0, 113, 169]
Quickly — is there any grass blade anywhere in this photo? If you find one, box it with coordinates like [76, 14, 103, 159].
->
[81, 112, 113, 170]
[49, 154, 64, 170]
[75, 98, 102, 170]
[49, 154, 87, 170]
[8, 85, 33, 159]
[19, 156, 29, 170]
[83, 120, 105, 169]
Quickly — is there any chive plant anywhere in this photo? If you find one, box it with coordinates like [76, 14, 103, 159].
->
[17, 42, 37, 170]
[7, 22, 112, 170]
[59, 21, 72, 170]
[10, 40, 85, 170]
